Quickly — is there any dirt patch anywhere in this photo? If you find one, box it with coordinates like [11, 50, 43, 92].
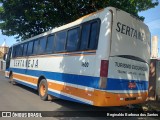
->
[130, 101, 160, 112]
[141, 101, 160, 111]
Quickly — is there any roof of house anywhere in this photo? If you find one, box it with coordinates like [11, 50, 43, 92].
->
[1, 40, 8, 47]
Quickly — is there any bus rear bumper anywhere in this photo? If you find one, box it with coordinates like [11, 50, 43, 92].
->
[93, 90, 148, 107]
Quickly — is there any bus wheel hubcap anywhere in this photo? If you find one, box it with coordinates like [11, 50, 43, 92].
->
[40, 84, 46, 96]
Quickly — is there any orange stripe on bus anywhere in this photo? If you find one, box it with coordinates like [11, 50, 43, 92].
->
[13, 73, 38, 85]
[13, 50, 96, 59]
[66, 53, 95, 56]
[48, 82, 94, 101]
[12, 73, 94, 101]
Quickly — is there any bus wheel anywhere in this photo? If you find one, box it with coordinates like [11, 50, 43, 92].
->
[39, 79, 48, 101]
[9, 73, 16, 85]
[9, 74, 12, 83]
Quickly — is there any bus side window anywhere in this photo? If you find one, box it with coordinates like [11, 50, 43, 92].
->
[38, 37, 47, 54]
[88, 22, 99, 49]
[66, 27, 80, 51]
[79, 23, 90, 50]
[46, 35, 54, 53]
[33, 40, 39, 55]
[55, 31, 67, 52]
[12, 46, 17, 58]
[16, 46, 20, 57]
[80, 20, 100, 51]
[27, 41, 34, 56]
[15, 46, 18, 57]
[14, 46, 18, 57]
[19, 44, 24, 57]
[23, 43, 28, 56]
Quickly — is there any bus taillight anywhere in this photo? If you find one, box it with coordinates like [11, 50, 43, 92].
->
[100, 60, 109, 77]
[99, 60, 109, 89]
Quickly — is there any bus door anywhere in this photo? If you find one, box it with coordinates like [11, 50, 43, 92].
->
[6, 47, 12, 70]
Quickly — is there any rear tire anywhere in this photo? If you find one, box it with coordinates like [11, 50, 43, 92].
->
[9, 73, 12, 83]
[9, 73, 16, 85]
[38, 79, 48, 101]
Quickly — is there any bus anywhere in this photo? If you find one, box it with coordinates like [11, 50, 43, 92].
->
[4, 7, 150, 106]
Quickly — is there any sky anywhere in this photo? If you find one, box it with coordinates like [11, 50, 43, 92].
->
[139, 1, 160, 57]
[0, 2, 160, 56]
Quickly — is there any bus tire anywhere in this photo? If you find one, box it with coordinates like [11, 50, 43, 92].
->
[39, 79, 48, 101]
[9, 74, 12, 83]
[9, 73, 16, 85]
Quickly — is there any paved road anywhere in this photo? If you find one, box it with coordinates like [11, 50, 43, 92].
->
[0, 74, 158, 120]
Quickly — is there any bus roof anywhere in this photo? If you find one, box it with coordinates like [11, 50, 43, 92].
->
[12, 7, 147, 47]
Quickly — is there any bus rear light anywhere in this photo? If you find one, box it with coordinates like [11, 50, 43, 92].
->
[100, 60, 109, 77]
[99, 60, 109, 89]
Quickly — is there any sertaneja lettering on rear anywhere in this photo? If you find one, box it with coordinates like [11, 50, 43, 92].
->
[116, 22, 145, 41]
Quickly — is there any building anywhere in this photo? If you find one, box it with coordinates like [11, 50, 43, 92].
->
[0, 40, 9, 71]
[149, 36, 160, 100]
[151, 36, 158, 59]
[149, 59, 160, 100]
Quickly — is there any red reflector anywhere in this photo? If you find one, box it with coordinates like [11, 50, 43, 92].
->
[100, 60, 109, 77]
[117, 97, 120, 100]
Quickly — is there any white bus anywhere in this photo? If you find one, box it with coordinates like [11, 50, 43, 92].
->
[5, 7, 150, 106]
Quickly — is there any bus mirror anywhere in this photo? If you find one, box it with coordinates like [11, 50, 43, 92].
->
[3, 53, 7, 61]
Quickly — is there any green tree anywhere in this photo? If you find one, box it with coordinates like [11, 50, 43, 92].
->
[0, 0, 159, 40]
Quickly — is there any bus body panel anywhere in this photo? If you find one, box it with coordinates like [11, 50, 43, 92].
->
[107, 8, 150, 91]
[101, 8, 150, 106]
[9, 54, 97, 77]
[110, 8, 150, 63]
[108, 57, 149, 93]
